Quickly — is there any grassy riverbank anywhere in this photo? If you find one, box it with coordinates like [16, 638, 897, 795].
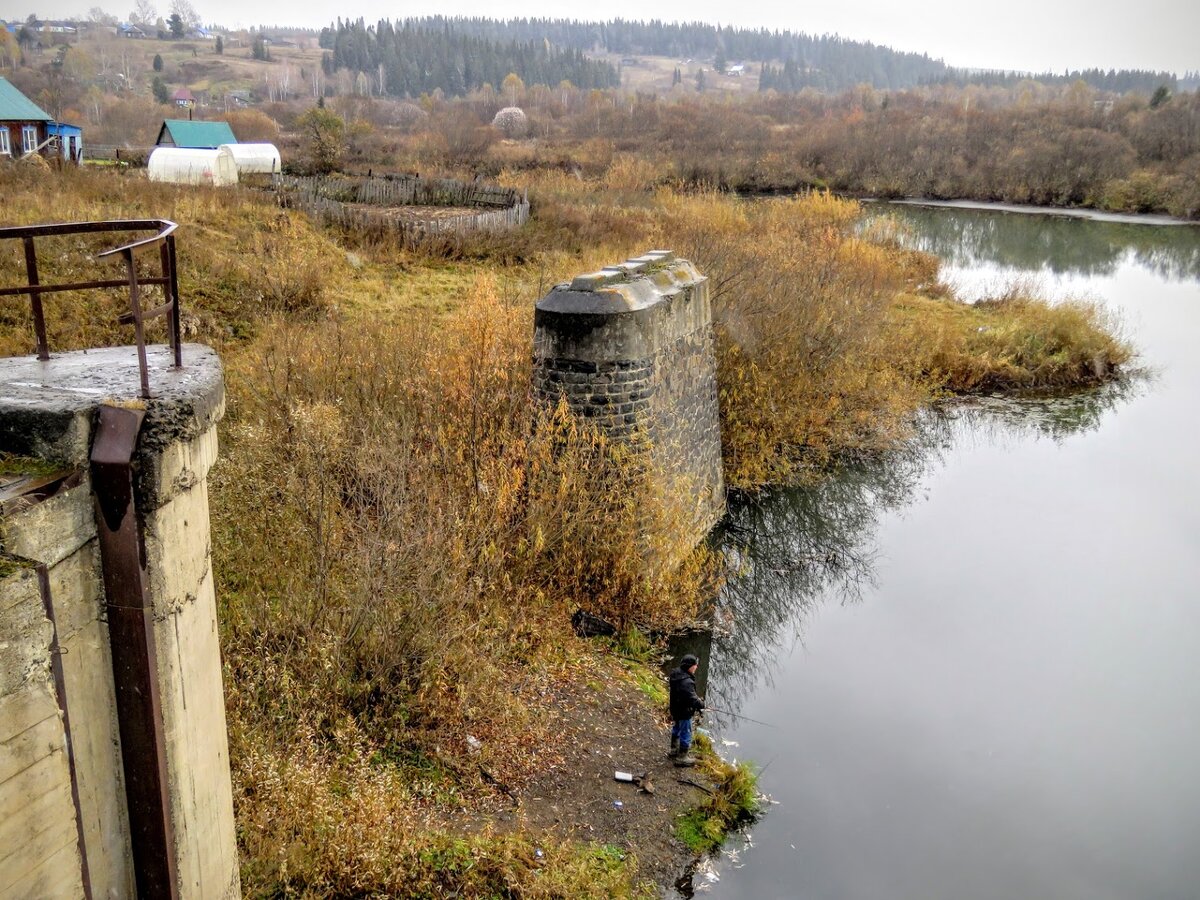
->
[674, 734, 761, 854]
[0, 164, 1132, 895]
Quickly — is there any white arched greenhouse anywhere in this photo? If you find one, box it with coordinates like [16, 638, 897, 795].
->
[147, 146, 239, 187]
[218, 142, 281, 175]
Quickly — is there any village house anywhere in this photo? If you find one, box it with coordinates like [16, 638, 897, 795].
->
[155, 118, 237, 149]
[0, 77, 83, 162]
[0, 76, 52, 159]
[172, 87, 197, 110]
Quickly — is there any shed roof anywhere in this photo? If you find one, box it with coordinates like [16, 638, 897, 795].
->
[0, 77, 53, 123]
[156, 118, 237, 148]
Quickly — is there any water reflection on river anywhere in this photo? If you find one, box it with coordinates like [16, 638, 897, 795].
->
[696, 207, 1200, 899]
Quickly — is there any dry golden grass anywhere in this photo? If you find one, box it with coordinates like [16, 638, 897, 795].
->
[0, 165, 1132, 894]
[890, 290, 1133, 393]
[0, 165, 348, 354]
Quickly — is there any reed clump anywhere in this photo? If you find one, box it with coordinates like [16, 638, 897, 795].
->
[658, 190, 930, 489]
[651, 189, 1133, 489]
[890, 289, 1133, 392]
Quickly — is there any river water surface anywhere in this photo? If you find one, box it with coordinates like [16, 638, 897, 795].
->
[695, 205, 1200, 899]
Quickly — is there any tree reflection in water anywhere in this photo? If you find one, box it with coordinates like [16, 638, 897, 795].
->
[873, 205, 1200, 282]
[704, 377, 1141, 719]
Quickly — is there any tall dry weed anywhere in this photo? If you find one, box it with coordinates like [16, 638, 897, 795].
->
[214, 276, 711, 738]
[889, 289, 1133, 392]
[660, 191, 925, 487]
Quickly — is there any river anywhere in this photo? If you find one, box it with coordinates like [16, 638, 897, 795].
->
[690, 205, 1200, 899]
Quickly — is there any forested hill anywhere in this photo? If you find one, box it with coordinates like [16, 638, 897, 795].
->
[387, 16, 948, 91]
[318, 20, 619, 97]
[317, 17, 1183, 97]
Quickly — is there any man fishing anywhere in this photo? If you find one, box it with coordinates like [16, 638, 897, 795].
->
[668, 654, 705, 767]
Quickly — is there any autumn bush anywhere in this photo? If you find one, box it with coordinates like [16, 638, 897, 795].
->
[224, 108, 282, 143]
[658, 191, 928, 487]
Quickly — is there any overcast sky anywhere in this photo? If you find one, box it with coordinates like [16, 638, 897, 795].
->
[12, 0, 1199, 75]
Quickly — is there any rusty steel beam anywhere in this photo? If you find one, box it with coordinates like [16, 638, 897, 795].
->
[166, 234, 182, 367]
[90, 405, 179, 900]
[22, 235, 49, 360]
[0, 219, 177, 239]
[0, 276, 170, 298]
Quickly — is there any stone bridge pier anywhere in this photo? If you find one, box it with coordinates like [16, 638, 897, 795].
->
[533, 251, 725, 545]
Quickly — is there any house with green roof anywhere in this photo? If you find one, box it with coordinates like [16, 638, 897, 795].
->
[155, 119, 237, 149]
[0, 76, 53, 159]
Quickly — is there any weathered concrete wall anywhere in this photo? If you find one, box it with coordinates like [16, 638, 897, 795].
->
[1, 476, 134, 899]
[533, 252, 725, 541]
[0, 344, 239, 899]
[0, 563, 89, 899]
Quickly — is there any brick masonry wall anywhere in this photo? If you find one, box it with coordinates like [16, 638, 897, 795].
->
[532, 252, 725, 541]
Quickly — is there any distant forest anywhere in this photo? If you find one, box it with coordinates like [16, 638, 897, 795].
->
[319, 17, 1186, 97]
[318, 19, 619, 97]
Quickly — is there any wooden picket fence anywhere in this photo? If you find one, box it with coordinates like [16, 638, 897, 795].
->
[275, 174, 529, 245]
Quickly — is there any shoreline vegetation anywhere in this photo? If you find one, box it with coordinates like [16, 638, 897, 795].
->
[0, 163, 1132, 896]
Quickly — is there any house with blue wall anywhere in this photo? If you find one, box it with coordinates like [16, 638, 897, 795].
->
[0, 77, 83, 163]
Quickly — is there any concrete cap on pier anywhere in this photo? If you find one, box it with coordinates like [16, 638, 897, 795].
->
[0, 344, 224, 468]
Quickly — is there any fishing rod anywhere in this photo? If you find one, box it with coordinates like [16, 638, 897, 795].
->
[702, 706, 776, 728]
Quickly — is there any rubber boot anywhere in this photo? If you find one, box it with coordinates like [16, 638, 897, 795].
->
[674, 745, 697, 767]
[669, 735, 680, 759]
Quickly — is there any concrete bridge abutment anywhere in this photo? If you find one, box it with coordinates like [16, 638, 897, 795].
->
[0, 344, 239, 899]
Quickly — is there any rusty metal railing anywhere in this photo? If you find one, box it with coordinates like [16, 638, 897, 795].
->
[0, 219, 183, 399]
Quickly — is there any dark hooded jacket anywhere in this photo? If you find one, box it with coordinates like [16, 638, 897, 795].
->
[669, 665, 705, 722]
